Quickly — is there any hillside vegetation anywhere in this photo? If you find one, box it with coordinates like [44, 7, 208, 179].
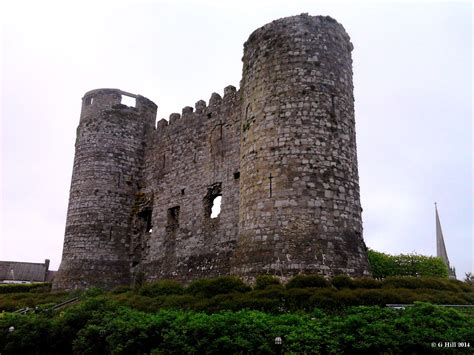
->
[1, 275, 473, 353]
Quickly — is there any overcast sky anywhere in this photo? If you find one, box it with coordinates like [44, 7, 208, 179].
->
[1, 1, 472, 279]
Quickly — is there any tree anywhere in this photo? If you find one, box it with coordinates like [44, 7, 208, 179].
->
[464, 272, 473, 287]
[367, 249, 449, 278]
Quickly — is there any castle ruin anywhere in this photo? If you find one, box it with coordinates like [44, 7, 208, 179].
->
[54, 14, 371, 290]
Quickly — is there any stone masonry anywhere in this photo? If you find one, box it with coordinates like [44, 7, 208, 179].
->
[53, 14, 371, 290]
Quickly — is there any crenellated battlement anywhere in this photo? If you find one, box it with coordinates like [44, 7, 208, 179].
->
[154, 85, 240, 139]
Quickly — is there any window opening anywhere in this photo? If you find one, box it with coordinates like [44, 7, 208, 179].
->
[139, 209, 153, 234]
[85, 96, 93, 106]
[121, 95, 136, 107]
[233, 171, 240, 180]
[330, 94, 336, 118]
[204, 182, 222, 219]
[167, 206, 180, 229]
[210, 196, 222, 218]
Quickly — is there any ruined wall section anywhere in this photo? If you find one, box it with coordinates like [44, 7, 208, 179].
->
[133, 86, 242, 281]
[235, 14, 370, 277]
[54, 89, 157, 289]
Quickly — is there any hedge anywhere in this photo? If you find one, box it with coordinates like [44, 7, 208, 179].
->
[1, 301, 472, 354]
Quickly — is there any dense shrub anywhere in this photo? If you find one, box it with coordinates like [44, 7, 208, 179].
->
[368, 249, 449, 278]
[351, 277, 382, 289]
[286, 274, 329, 289]
[331, 274, 354, 289]
[139, 280, 184, 297]
[1, 275, 473, 317]
[186, 276, 251, 297]
[2, 303, 473, 354]
[0, 291, 70, 312]
[382, 276, 465, 292]
[0, 283, 51, 294]
[110, 285, 132, 294]
[254, 275, 281, 290]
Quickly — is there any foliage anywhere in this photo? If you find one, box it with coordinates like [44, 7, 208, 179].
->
[367, 249, 449, 278]
[1, 274, 473, 353]
[138, 280, 184, 297]
[464, 272, 474, 287]
[254, 275, 281, 290]
[1, 302, 473, 354]
[0, 282, 51, 294]
[331, 274, 354, 289]
[110, 285, 132, 294]
[0, 291, 70, 312]
[286, 274, 329, 289]
[186, 276, 251, 297]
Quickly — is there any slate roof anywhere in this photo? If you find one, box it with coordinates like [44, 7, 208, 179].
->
[0, 259, 51, 282]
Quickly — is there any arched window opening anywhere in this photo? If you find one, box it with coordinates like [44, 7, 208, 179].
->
[204, 182, 222, 219]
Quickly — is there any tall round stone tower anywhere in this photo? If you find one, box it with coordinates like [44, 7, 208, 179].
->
[234, 14, 370, 277]
[53, 89, 156, 289]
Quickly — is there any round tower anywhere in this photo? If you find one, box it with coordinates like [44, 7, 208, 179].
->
[53, 88, 157, 289]
[234, 14, 370, 278]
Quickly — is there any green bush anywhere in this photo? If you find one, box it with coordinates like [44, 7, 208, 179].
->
[83, 287, 104, 297]
[139, 280, 184, 297]
[254, 275, 281, 290]
[1, 301, 473, 354]
[382, 276, 461, 292]
[331, 274, 354, 289]
[110, 285, 132, 294]
[186, 276, 251, 297]
[368, 249, 449, 278]
[0, 291, 70, 312]
[0, 283, 51, 294]
[286, 288, 317, 311]
[351, 277, 382, 289]
[286, 274, 329, 289]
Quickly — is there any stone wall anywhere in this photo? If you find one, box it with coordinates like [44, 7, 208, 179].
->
[135, 86, 242, 281]
[54, 14, 371, 290]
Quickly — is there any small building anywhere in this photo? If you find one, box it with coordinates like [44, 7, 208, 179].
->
[0, 259, 55, 284]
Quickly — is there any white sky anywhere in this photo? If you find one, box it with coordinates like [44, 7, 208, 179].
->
[0, 0, 472, 279]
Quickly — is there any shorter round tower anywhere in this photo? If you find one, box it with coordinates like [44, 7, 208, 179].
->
[53, 89, 156, 290]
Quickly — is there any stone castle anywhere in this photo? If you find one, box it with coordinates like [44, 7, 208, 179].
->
[54, 14, 371, 290]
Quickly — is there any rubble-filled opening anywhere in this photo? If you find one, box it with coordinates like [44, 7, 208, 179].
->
[167, 206, 180, 229]
[204, 183, 222, 219]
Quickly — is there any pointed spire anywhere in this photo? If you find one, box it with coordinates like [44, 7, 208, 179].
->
[435, 203, 456, 279]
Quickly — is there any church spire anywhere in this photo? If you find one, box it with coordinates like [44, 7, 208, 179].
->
[435, 203, 456, 279]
